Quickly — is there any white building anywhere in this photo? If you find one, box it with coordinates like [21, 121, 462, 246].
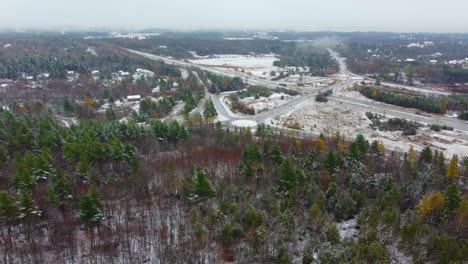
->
[127, 95, 141, 102]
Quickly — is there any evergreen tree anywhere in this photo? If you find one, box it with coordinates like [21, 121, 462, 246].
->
[63, 97, 75, 115]
[420, 146, 433, 164]
[79, 185, 103, 227]
[106, 109, 118, 121]
[12, 154, 36, 191]
[0, 144, 7, 165]
[48, 169, 73, 211]
[0, 191, 17, 222]
[443, 183, 461, 212]
[203, 97, 217, 120]
[32, 149, 54, 181]
[270, 144, 283, 164]
[17, 190, 40, 219]
[191, 168, 214, 199]
[276, 159, 297, 193]
[244, 207, 263, 228]
[325, 151, 338, 172]
[242, 144, 262, 166]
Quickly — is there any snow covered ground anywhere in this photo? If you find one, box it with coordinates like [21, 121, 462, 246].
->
[231, 120, 258, 127]
[189, 54, 282, 79]
[239, 92, 300, 113]
[189, 54, 278, 68]
[275, 96, 468, 157]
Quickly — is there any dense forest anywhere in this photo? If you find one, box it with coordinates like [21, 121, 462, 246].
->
[0, 34, 181, 80]
[0, 105, 466, 263]
[336, 32, 468, 85]
[273, 52, 334, 77]
[201, 72, 245, 94]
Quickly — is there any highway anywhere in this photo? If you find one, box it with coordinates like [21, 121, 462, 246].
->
[126, 49, 288, 89]
[328, 49, 451, 96]
[329, 96, 468, 131]
[128, 48, 466, 133]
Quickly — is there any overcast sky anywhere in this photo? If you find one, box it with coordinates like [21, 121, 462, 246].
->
[0, 0, 467, 32]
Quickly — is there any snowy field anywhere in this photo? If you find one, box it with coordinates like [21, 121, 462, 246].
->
[189, 54, 282, 79]
[274, 98, 468, 158]
[189, 54, 279, 68]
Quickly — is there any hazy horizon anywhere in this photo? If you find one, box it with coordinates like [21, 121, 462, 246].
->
[1, 0, 467, 33]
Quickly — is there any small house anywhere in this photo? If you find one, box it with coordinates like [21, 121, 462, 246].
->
[127, 95, 141, 102]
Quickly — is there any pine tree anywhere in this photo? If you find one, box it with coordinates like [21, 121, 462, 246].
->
[443, 183, 461, 212]
[356, 134, 369, 154]
[48, 169, 73, 212]
[242, 144, 262, 165]
[17, 190, 40, 219]
[276, 159, 297, 193]
[0, 145, 7, 165]
[420, 146, 433, 164]
[12, 154, 36, 191]
[245, 207, 262, 228]
[0, 191, 17, 222]
[203, 98, 217, 120]
[325, 151, 338, 172]
[270, 144, 283, 164]
[33, 149, 54, 181]
[435, 150, 446, 173]
[63, 97, 75, 114]
[455, 196, 468, 229]
[105, 109, 117, 121]
[79, 185, 103, 227]
[446, 154, 459, 181]
[192, 168, 214, 199]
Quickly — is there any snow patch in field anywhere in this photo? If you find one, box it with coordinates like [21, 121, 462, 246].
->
[231, 120, 257, 127]
[189, 54, 279, 69]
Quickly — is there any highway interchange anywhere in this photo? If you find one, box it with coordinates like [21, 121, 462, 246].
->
[128, 48, 467, 133]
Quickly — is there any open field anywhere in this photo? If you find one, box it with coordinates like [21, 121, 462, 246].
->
[273, 97, 468, 157]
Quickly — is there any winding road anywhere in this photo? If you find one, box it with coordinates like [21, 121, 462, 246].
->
[128, 48, 467, 132]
